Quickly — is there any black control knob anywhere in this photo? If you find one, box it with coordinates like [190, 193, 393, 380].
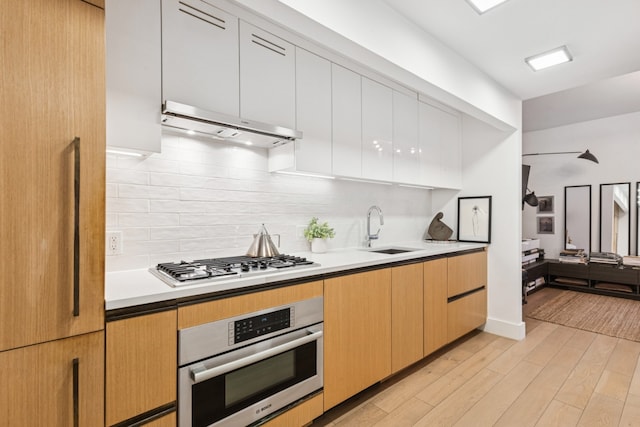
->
[240, 262, 250, 272]
[259, 261, 268, 269]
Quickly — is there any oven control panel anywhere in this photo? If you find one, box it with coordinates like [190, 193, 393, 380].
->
[230, 307, 294, 344]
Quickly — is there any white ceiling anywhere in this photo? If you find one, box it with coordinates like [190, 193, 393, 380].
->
[382, 0, 640, 130]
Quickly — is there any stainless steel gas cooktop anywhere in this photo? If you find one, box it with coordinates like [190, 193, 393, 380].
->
[149, 254, 318, 287]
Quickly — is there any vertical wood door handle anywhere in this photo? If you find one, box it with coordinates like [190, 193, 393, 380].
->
[72, 357, 79, 427]
[72, 137, 80, 317]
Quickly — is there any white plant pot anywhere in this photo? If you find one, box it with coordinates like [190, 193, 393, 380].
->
[311, 238, 328, 253]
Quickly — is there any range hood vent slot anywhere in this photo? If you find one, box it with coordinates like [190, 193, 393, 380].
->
[161, 100, 302, 148]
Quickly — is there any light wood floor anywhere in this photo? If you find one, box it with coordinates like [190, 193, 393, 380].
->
[313, 287, 640, 426]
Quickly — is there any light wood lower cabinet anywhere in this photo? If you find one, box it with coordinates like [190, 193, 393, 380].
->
[324, 269, 392, 411]
[423, 258, 448, 356]
[0, 331, 104, 426]
[391, 263, 424, 373]
[261, 393, 324, 427]
[448, 288, 488, 342]
[447, 250, 488, 342]
[106, 309, 177, 426]
[447, 250, 487, 297]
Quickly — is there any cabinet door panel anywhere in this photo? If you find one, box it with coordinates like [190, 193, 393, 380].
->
[0, 0, 105, 351]
[424, 258, 448, 356]
[332, 64, 362, 177]
[0, 332, 104, 426]
[106, 0, 161, 153]
[106, 310, 178, 426]
[294, 48, 332, 174]
[418, 101, 462, 188]
[439, 109, 462, 188]
[240, 21, 295, 128]
[162, 0, 239, 116]
[448, 251, 488, 298]
[324, 270, 391, 410]
[447, 289, 487, 342]
[392, 263, 423, 373]
[362, 77, 393, 181]
[392, 91, 420, 184]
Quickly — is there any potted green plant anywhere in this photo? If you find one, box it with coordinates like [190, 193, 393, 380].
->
[303, 217, 335, 253]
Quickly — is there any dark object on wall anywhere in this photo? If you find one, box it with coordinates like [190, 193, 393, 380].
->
[523, 189, 539, 207]
[522, 149, 599, 164]
[427, 212, 453, 241]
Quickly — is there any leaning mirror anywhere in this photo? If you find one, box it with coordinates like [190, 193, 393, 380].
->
[599, 183, 630, 256]
[564, 185, 591, 254]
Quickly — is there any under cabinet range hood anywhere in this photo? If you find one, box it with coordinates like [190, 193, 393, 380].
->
[161, 100, 302, 148]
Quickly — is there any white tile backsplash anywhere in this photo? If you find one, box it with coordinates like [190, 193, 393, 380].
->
[106, 134, 433, 272]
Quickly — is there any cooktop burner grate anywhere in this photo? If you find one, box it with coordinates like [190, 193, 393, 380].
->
[151, 254, 317, 287]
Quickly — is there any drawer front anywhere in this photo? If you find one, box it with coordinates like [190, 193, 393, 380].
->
[548, 262, 589, 279]
[447, 288, 487, 342]
[590, 265, 639, 285]
[447, 251, 487, 298]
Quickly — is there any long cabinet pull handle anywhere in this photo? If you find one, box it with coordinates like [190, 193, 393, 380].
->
[190, 329, 323, 383]
[72, 137, 80, 317]
[72, 357, 79, 427]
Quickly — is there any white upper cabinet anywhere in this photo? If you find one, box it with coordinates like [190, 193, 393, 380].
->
[362, 78, 393, 181]
[419, 101, 462, 189]
[392, 91, 420, 185]
[106, 0, 161, 154]
[239, 21, 296, 129]
[268, 48, 332, 174]
[332, 64, 362, 178]
[293, 48, 332, 174]
[161, 0, 239, 116]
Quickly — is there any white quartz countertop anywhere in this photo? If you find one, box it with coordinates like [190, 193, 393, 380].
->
[105, 240, 486, 310]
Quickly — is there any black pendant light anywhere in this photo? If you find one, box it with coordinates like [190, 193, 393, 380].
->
[523, 189, 539, 207]
[577, 149, 599, 163]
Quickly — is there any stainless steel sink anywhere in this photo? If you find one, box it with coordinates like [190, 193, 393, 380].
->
[365, 247, 419, 255]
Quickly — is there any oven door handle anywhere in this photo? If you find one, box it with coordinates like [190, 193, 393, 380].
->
[190, 329, 323, 384]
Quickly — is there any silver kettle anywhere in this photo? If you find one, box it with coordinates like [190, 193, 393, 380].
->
[246, 224, 280, 257]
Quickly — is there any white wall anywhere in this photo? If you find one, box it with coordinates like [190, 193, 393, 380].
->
[461, 115, 525, 340]
[523, 111, 640, 258]
[106, 132, 433, 272]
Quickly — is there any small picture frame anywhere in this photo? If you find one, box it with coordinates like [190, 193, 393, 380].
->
[457, 196, 492, 243]
[537, 216, 555, 234]
[537, 196, 554, 214]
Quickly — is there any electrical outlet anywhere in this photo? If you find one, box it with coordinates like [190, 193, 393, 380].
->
[106, 231, 123, 256]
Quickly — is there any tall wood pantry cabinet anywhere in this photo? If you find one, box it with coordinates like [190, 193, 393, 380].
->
[0, 0, 106, 425]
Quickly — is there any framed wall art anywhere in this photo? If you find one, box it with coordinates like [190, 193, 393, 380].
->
[457, 196, 492, 243]
[537, 216, 555, 234]
[537, 195, 554, 214]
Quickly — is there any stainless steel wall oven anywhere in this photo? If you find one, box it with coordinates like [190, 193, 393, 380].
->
[178, 296, 323, 426]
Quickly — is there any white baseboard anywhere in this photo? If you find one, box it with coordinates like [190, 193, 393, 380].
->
[481, 316, 526, 340]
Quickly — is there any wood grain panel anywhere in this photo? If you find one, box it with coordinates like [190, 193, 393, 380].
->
[447, 288, 487, 342]
[447, 250, 487, 298]
[424, 258, 448, 356]
[392, 263, 424, 373]
[178, 281, 323, 329]
[106, 310, 177, 426]
[0, 0, 105, 351]
[324, 269, 392, 411]
[261, 393, 323, 427]
[0, 331, 104, 426]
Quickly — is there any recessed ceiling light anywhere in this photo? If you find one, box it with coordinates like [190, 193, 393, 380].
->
[525, 45, 573, 71]
[465, 0, 509, 14]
